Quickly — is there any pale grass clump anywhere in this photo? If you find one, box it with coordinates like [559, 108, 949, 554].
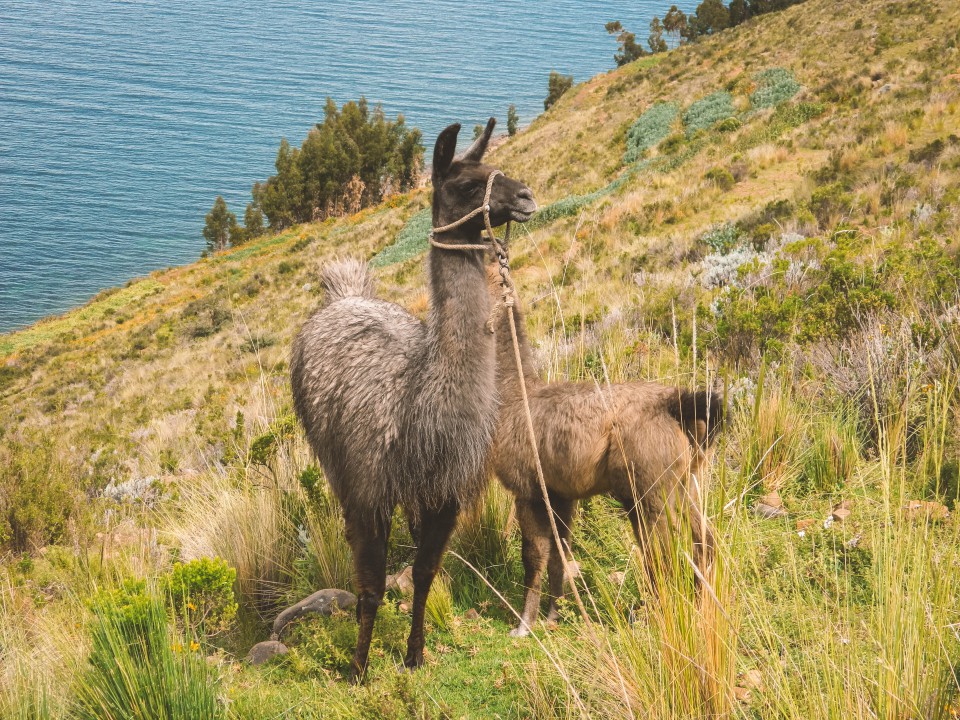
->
[0, 577, 87, 719]
[165, 462, 305, 617]
[740, 379, 807, 493]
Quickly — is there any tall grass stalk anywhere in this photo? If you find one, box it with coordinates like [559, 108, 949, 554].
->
[72, 597, 223, 720]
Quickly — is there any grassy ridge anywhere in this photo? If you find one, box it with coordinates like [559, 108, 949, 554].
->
[3, 0, 960, 716]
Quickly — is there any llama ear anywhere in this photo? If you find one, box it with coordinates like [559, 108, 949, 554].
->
[461, 117, 496, 163]
[433, 123, 460, 181]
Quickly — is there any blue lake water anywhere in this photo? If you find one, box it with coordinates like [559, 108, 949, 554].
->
[0, 0, 693, 333]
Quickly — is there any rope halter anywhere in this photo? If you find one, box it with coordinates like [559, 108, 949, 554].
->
[428, 169, 515, 333]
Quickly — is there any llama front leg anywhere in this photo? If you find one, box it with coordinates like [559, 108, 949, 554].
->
[511, 497, 551, 637]
[403, 500, 459, 669]
[345, 508, 391, 682]
[544, 496, 576, 623]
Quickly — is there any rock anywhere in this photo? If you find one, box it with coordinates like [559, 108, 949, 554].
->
[741, 668, 764, 691]
[399, 601, 411, 613]
[733, 686, 752, 703]
[754, 502, 788, 519]
[831, 506, 851, 523]
[754, 491, 787, 519]
[904, 500, 950, 522]
[608, 571, 626, 586]
[247, 640, 288, 666]
[272, 588, 357, 640]
[386, 566, 415, 596]
[464, 608, 480, 620]
[761, 491, 784, 508]
[796, 519, 814, 533]
[563, 560, 581, 582]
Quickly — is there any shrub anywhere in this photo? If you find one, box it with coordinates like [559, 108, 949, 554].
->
[716, 116, 741, 132]
[249, 414, 297, 467]
[544, 71, 574, 110]
[284, 603, 407, 675]
[751, 68, 802, 109]
[809, 182, 853, 227]
[167, 557, 238, 639]
[74, 595, 223, 720]
[624, 102, 678, 162]
[0, 439, 79, 553]
[295, 468, 353, 593]
[683, 91, 735, 133]
[699, 223, 743, 254]
[705, 166, 736, 191]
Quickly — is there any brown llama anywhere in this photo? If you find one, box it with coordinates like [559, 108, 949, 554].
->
[290, 119, 536, 678]
[490, 288, 723, 637]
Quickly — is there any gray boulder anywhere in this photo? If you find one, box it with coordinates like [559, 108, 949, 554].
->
[247, 640, 288, 666]
[272, 588, 357, 640]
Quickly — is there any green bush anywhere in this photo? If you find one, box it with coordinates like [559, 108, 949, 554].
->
[751, 68, 802, 109]
[74, 594, 223, 720]
[700, 223, 743, 253]
[683, 90, 735, 133]
[624, 102, 678, 162]
[0, 439, 79, 553]
[284, 603, 407, 675]
[809, 182, 853, 227]
[705, 166, 736, 191]
[249, 414, 297, 466]
[167, 557, 238, 639]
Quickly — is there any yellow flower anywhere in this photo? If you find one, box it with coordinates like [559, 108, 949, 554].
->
[186, 601, 196, 611]
[172, 642, 183, 653]
[189, 640, 200, 652]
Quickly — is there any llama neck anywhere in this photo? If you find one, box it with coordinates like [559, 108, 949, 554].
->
[424, 228, 494, 390]
[495, 291, 541, 401]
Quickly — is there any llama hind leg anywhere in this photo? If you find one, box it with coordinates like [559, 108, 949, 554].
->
[404, 500, 459, 669]
[345, 508, 391, 682]
[544, 496, 576, 623]
[511, 497, 552, 637]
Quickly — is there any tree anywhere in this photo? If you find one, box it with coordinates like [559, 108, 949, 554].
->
[203, 196, 236, 252]
[507, 104, 519, 136]
[605, 21, 647, 66]
[663, 6, 690, 44]
[648, 17, 668, 53]
[249, 98, 424, 230]
[729, 0, 749, 25]
[472, 124, 484, 141]
[242, 202, 263, 242]
[691, 0, 731, 36]
[544, 70, 574, 110]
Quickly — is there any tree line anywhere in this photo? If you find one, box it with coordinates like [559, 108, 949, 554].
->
[606, 0, 809, 65]
[203, 97, 425, 252]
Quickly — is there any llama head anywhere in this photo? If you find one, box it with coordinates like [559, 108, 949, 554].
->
[432, 119, 537, 234]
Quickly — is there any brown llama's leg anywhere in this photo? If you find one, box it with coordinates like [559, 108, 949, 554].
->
[345, 508, 391, 682]
[544, 495, 576, 623]
[403, 500, 459, 669]
[511, 497, 552, 637]
[622, 496, 670, 592]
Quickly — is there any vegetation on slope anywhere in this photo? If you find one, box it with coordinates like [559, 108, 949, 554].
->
[2, 0, 960, 716]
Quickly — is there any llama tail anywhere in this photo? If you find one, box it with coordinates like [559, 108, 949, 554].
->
[320, 258, 376, 304]
[667, 388, 725, 449]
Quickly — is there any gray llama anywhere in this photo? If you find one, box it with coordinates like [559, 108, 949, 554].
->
[290, 119, 536, 679]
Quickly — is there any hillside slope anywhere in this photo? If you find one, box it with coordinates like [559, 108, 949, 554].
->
[3, 0, 960, 717]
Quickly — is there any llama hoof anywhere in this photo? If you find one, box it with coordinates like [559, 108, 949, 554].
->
[509, 623, 531, 638]
[403, 653, 424, 670]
